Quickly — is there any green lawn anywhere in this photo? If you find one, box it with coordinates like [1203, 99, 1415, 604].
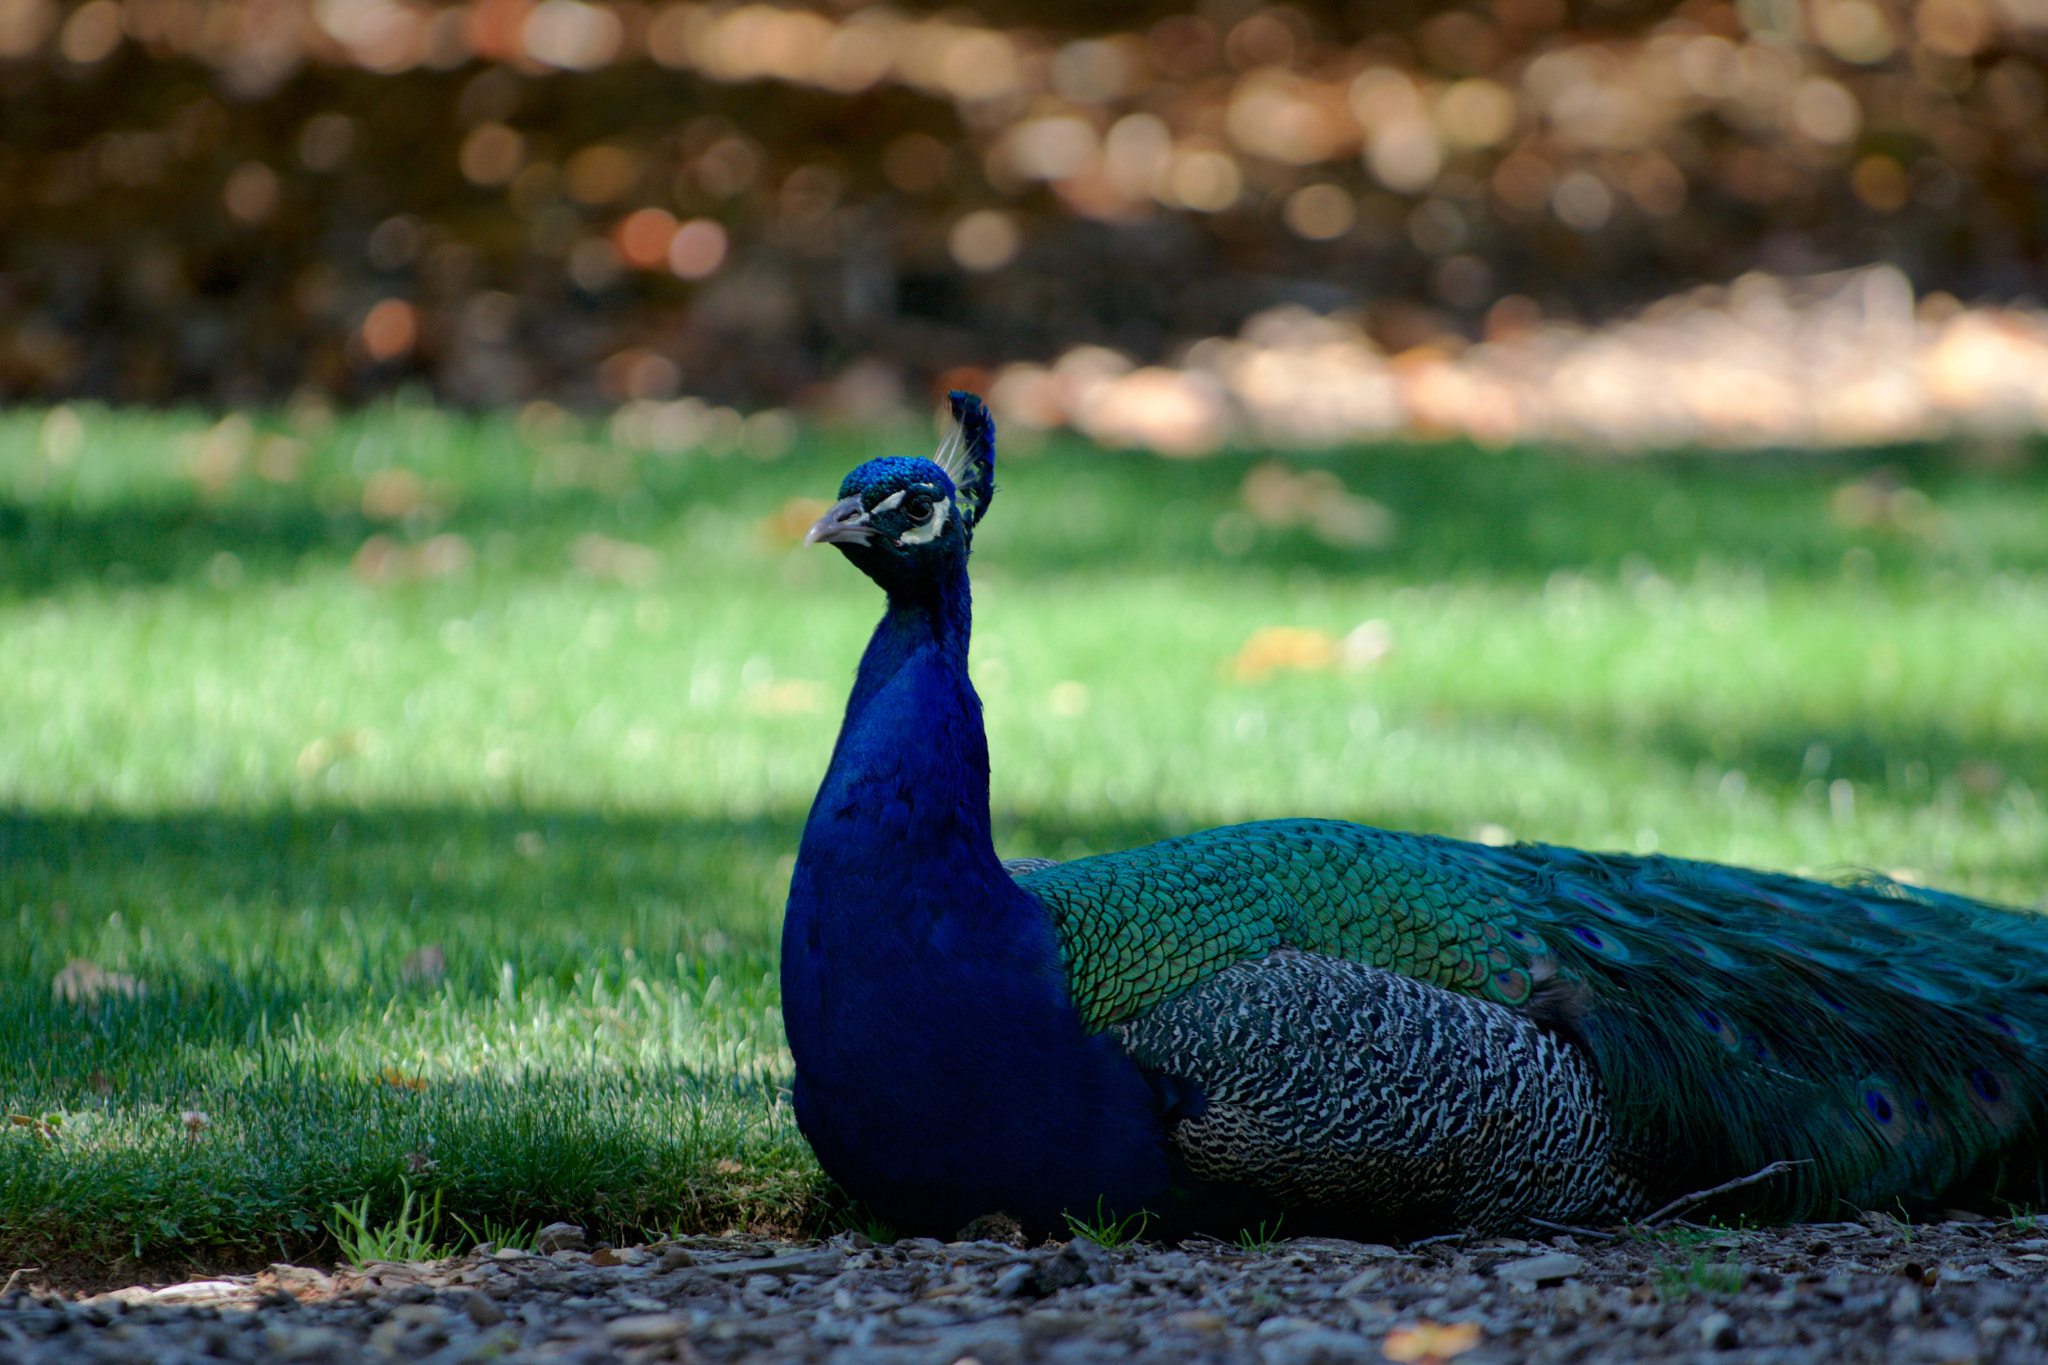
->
[3, 401, 2046, 1270]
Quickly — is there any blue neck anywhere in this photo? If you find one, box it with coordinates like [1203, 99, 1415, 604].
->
[790, 559, 1028, 1008]
[811, 558, 998, 875]
[782, 554, 1170, 1236]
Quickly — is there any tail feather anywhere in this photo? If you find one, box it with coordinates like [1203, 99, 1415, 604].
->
[1473, 841, 2048, 1218]
[1022, 820, 2048, 1221]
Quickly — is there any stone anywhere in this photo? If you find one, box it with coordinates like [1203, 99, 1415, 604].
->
[1006, 1245, 1093, 1299]
[459, 1289, 503, 1326]
[149, 1280, 248, 1305]
[1255, 1322, 1378, 1365]
[1494, 1253, 1585, 1287]
[536, 1222, 588, 1254]
[262, 1325, 351, 1362]
[954, 1213, 1028, 1247]
[606, 1312, 691, 1344]
[992, 1263, 1035, 1298]
[269, 1265, 337, 1297]
[697, 1248, 840, 1278]
[1065, 1237, 1116, 1283]
[1698, 1310, 1739, 1349]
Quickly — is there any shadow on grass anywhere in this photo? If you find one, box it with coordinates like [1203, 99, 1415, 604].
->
[4, 803, 800, 1119]
[989, 437, 2048, 585]
[6, 660, 2043, 1009]
[1, 804, 819, 1273]
[1584, 710, 2047, 794]
[2, 804, 795, 987]
[6, 436, 2047, 598]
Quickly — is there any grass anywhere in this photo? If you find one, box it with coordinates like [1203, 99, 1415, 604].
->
[1654, 1254, 1752, 1300]
[327, 1176, 455, 1266]
[1064, 1198, 1151, 1249]
[2, 400, 2046, 1272]
[1235, 1217, 1285, 1254]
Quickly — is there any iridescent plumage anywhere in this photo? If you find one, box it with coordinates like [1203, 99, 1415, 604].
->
[782, 393, 2048, 1240]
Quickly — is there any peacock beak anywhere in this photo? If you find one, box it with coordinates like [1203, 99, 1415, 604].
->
[805, 495, 874, 546]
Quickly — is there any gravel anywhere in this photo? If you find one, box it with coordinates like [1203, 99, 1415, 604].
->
[4, 1212, 2047, 1363]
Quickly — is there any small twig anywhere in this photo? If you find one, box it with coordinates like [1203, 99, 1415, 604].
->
[1, 1267, 36, 1298]
[1407, 1230, 1474, 1250]
[1525, 1217, 1621, 1241]
[1642, 1160, 1810, 1227]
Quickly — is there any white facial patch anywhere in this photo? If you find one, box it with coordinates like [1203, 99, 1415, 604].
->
[896, 496, 951, 545]
[871, 489, 907, 514]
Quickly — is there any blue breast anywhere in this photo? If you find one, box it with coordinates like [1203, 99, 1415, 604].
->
[781, 605, 1168, 1236]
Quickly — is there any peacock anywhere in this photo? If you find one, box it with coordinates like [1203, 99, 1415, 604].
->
[782, 391, 2048, 1242]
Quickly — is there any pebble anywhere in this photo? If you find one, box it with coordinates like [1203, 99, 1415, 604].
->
[148, 1280, 247, 1304]
[1494, 1252, 1585, 1287]
[4, 1221, 2048, 1363]
[1697, 1309, 1739, 1349]
[459, 1291, 503, 1327]
[604, 1312, 689, 1343]
[535, 1223, 588, 1255]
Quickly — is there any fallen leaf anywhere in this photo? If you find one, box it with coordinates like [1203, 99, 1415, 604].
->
[379, 1068, 429, 1091]
[1382, 1319, 1483, 1363]
[255, 435, 308, 484]
[1342, 619, 1395, 669]
[763, 497, 830, 546]
[1240, 462, 1394, 548]
[362, 467, 426, 519]
[1232, 626, 1338, 683]
[51, 959, 146, 1005]
[297, 729, 367, 777]
[1829, 471, 1944, 540]
[401, 944, 447, 987]
[1959, 761, 2004, 795]
[352, 533, 474, 586]
[184, 415, 251, 494]
[744, 678, 825, 715]
[571, 533, 662, 585]
[1241, 461, 1308, 527]
[8, 1114, 55, 1143]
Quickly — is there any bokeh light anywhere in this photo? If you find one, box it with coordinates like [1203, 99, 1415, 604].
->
[358, 299, 419, 364]
[459, 123, 526, 186]
[222, 163, 280, 225]
[57, 0, 120, 63]
[667, 219, 729, 280]
[948, 211, 1021, 272]
[1284, 184, 1357, 241]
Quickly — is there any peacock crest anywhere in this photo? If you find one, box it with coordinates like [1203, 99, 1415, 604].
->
[929, 390, 996, 542]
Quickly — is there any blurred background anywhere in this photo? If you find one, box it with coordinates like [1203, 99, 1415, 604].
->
[1, 0, 2045, 450]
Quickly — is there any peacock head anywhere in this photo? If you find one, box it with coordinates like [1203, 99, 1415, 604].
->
[805, 391, 996, 596]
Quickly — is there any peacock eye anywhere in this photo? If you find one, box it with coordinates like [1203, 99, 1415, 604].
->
[902, 492, 933, 520]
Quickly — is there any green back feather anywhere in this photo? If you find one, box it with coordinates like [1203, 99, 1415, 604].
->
[1019, 818, 2048, 1218]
